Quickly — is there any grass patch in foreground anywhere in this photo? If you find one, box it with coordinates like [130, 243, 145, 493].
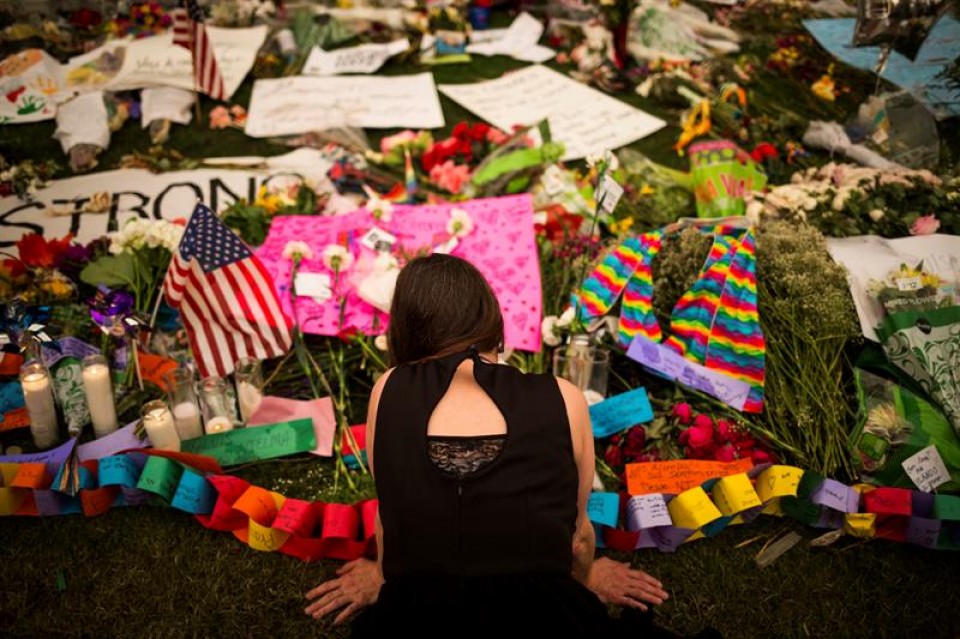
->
[1, 457, 958, 638]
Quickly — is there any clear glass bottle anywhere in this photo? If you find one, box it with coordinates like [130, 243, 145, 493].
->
[20, 362, 60, 449]
[165, 368, 204, 441]
[233, 357, 263, 424]
[199, 376, 236, 434]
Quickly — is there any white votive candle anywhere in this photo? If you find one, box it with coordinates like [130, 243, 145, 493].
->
[237, 380, 263, 424]
[205, 415, 234, 434]
[172, 401, 204, 440]
[82, 355, 118, 438]
[141, 401, 180, 451]
[20, 363, 59, 449]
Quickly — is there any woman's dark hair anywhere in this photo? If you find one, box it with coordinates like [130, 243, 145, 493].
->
[387, 254, 504, 366]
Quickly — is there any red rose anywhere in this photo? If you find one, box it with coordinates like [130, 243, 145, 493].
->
[672, 402, 693, 425]
[715, 419, 734, 442]
[623, 426, 646, 456]
[451, 122, 469, 139]
[604, 445, 623, 468]
[692, 413, 714, 430]
[751, 449, 773, 465]
[713, 443, 738, 462]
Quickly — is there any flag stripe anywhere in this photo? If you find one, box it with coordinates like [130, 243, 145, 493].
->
[209, 268, 265, 360]
[219, 265, 278, 356]
[172, 2, 225, 100]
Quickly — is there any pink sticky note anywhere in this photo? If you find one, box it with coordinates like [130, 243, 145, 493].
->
[247, 395, 336, 457]
[256, 195, 543, 352]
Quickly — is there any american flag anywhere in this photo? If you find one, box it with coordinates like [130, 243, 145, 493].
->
[171, 0, 225, 100]
[163, 203, 292, 379]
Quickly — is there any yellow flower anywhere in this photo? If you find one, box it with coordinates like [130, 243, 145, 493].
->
[639, 184, 655, 196]
[811, 75, 836, 101]
[609, 217, 634, 234]
[254, 186, 283, 215]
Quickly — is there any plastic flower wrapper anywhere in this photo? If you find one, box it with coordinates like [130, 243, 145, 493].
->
[688, 140, 767, 218]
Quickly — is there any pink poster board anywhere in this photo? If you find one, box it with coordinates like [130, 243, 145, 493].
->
[256, 194, 542, 352]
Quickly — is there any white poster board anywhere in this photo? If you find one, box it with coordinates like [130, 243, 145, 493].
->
[826, 234, 960, 341]
[244, 73, 445, 137]
[0, 49, 67, 124]
[439, 65, 666, 160]
[302, 38, 409, 76]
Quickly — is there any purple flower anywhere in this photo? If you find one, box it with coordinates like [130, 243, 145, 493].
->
[88, 286, 136, 332]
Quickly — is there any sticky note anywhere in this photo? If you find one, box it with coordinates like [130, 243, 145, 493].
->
[711, 473, 762, 516]
[912, 491, 935, 518]
[844, 513, 877, 538]
[667, 487, 722, 530]
[626, 458, 754, 496]
[626, 494, 673, 530]
[0, 407, 29, 431]
[170, 469, 215, 515]
[136, 455, 184, 502]
[0, 463, 18, 486]
[902, 445, 951, 492]
[755, 465, 803, 502]
[906, 516, 941, 548]
[815, 508, 845, 530]
[587, 492, 620, 528]
[781, 496, 821, 526]
[934, 494, 960, 520]
[863, 487, 913, 516]
[247, 518, 290, 551]
[588, 387, 653, 438]
[810, 478, 860, 513]
[98, 455, 140, 489]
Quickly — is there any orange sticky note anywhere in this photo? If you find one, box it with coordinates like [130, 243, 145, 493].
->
[626, 459, 754, 495]
[12, 463, 49, 489]
[137, 352, 178, 392]
[0, 407, 30, 432]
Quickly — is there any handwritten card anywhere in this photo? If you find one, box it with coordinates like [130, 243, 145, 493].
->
[626, 334, 752, 411]
[170, 468, 215, 514]
[587, 492, 620, 528]
[293, 272, 332, 299]
[302, 38, 409, 76]
[98, 455, 140, 488]
[711, 473, 761, 516]
[439, 65, 665, 161]
[136, 455, 183, 502]
[626, 494, 673, 530]
[181, 418, 316, 467]
[256, 195, 542, 352]
[668, 486, 722, 530]
[588, 387, 653, 438]
[755, 465, 803, 502]
[245, 73, 445, 137]
[863, 487, 913, 516]
[810, 478, 860, 513]
[902, 445, 951, 493]
[626, 458, 754, 496]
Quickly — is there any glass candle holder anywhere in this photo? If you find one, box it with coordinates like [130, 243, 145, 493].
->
[20, 362, 60, 449]
[233, 357, 263, 424]
[200, 376, 236, 434]
[82, 354, 118, 438]
[553, 338, 610, 405]
[141, 400, 180, 451]
[165, 368, 204, 441]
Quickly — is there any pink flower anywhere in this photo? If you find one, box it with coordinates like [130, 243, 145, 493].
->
[713, 443, 738, 462]
[672, 402, 693, 425]
[429, 160, 471, 194]
[715, 419, 734, 442]
[380, 130, 417, 154]
[910, 214, 941, 236]
[692, 413, 714, 430]
[624, 426, 646, 457]
[486, 127, 509, 146]
[751, 449, 773, 465]
[208, 106, 231, 129]
[680, 423, 714, 451]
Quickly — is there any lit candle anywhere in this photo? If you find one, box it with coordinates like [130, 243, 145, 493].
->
[233, 357, 263, 425]
[141, 400, 180, 451]
[205, 416, 234, 434]
[20, 363, 59, 449]
[82, 355, 118, 438]
[172, 401, 204, 440]
[237, 380, 262, 423]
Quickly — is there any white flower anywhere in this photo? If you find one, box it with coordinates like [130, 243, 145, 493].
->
[107, 218, 183, 254]
[446, 208, 474, 238]
[557, 306, 576, 328]
[283, 240, 313, 261]
[322, 244, 355, 272]
[364, 188, 394, 223]
[374, 335, 388, 351]
[541, 316, 560, 347]
[745, 200, 764, 225]
[832, 188, 852, 211]
[584, 150, 619, 172]
[802, 197, 818, 211]
[868, 208, 885, 222]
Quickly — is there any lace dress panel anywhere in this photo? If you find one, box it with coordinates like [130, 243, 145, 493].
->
[427, 435, 506, 479]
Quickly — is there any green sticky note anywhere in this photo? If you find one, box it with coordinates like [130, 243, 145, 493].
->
[934, 494, 960, 521]
[136, 456, 184, 502]
[796, 471, 825, 500]
[781, 496, 820, 526]
[181, 418, 316, 467]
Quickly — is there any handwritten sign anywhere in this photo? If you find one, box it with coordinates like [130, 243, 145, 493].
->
[303, 38, 409, 76]
[711, 473, 762, 516]
[626, 494, 673, 529]
[626, 334, 752, 411]
[245, 73, 445, 137]
[247, 396, 336, 457]
[668, 486, 722, 530]
[439, 65, 665, 160]
[626, 458, 754, 496]
[273, 498, 317, 537]
[588, 387, 653, 438]
[0, 48, 65, 124]
[755, 465, 804, 502]
[170, 468, 215, 514]
[136, 455, 184, 502]
[587, 492, 620, 528]
[40, 336, 99, 369]
[181, 418, 316, 467]
[98, 455, 140, 488]
[902, 445, 952, 493]
[256, 195, 543, 352]
[248, 517, 291, 551]
[863, 487, 913, 516]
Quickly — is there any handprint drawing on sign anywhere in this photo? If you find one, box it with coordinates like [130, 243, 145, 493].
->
[17, 94, 45, 115]
[33, 75, 60, 96]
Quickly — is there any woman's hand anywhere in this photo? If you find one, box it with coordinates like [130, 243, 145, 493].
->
[586, 556, 669, 611]
[304, 558, 384, 625]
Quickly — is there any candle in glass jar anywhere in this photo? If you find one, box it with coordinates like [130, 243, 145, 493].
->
[237, 380, 262, 423]
[82, 355, 118, 438]
[141, 401, 180, 451]
[205, 415, 234, 434]
[172, 401, 204, 440]
[20, 363, 59, 449]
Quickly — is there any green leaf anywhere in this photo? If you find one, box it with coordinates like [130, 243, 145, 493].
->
[80, 253, 137, 289]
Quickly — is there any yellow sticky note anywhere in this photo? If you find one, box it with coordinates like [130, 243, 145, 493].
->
[711, 473, 762, 516]
[756, 465, 804, 502]
[668, 486, 722, 530]
[0, 463, 19, 486]
[0, 487, 26, 516]
[762, 499, 784, 516]
[247, 518, 290, 552]
[844, 513, 876, 538]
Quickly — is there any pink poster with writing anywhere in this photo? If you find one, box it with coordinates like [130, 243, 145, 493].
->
[256, 194, 542, 352]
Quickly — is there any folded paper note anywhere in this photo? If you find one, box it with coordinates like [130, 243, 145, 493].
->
[588, 387, 653, 438]
[626, 458, 754, 496]
[587, 492, 620, 528]
[247, 396, 336, 457]
[302, 38, 410, 76]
